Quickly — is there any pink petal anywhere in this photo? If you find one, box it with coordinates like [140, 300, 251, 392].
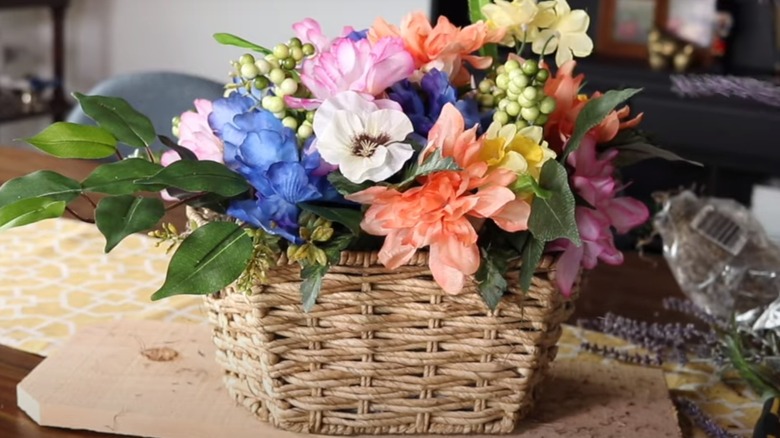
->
[345, 186, 392, 204]
[491, 199, 531, 232]
[438, 236, 480, 276]
[605, 197, 649, 234]
[429, 242, 466, 294]
[468, 186, 514, 218]
[379, 231, 419, 269]
[284, 96, 323, 111]
[554, 243, 583, 297]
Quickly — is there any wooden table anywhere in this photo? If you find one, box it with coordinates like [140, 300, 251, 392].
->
[0, 147, 688, 437]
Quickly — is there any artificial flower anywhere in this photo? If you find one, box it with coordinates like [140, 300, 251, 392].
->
[388, 68, 479, 139]
[479, 121, 556, 178]
[369, 12, 505, 86]
[531, 0, 593, 67]
[286, 36, 414, 110]
[292, 18, 363, 52]
[313, 91, 414, 184]
[551, 136, 649, 296]
[481, 0, 555, 46]
[161, 99, 223, 167]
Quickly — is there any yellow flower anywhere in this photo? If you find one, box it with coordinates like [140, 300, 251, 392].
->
[481, 0, 557, 46]
[532, 0, 593, 67]
[480, 122, 556, 179]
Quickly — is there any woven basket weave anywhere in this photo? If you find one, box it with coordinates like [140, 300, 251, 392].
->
[191, 208, 576, 435]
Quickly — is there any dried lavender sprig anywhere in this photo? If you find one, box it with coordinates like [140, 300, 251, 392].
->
[662, 297, 727, 329]
[671, 74, 780, 109]
[673, 396, 741, 438]
[580, 341, 663, 366]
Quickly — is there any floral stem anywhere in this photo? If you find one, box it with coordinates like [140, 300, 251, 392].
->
[114, 149, 124, 161]
[165, 194, 205, 211]
[144, 145, 156, 163]
[65, 207, 95, 224]
[80, 194, 97, 209]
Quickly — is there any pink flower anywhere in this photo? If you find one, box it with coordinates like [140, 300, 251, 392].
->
[161, 99, 223, 166]
[285, 36, 415, 110]
[552, 136, 649, 296]
[293, 18, 361, 52]
[160, 99, 223, 200]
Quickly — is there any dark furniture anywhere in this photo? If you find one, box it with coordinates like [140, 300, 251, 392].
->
[431, 0, 780, 205]
[0, 0, 70, 123]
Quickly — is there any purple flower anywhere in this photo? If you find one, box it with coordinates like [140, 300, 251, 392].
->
[388, 69, 480, 138]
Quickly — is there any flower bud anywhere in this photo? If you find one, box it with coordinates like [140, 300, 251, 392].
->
[508, 82, 523, 96]
[511, 72, 530, 89]
[273, 44, 290, 60]
[265, 55, 280, 69]
[479, 94, 495, 108]
[496, 65, 506, 75]
[521, 106, 540, 122]
[239, 54, 255, 65]
[306, 111, 315, 123]
[298, 123, 313, 139]
[240, 63, 260, 79]
[506, 101, 521, 117]
[497, 98, 509, 111]
[279, 78, 298, 96]
[282, 116, 298, 130]
[253, 76, 270, 89]
[289, 37, 303, 48]
[515, 120, 529, 130]
[493, 110, 509, 125]
[522, 86, 539, 101]
[254, 59, 272, 75]
[535, 114, 549, 126]
[291, 46, 304, 62]
[504, 59, 521, 71]
[535, 69, 550, 83]
[262, 95, 285, 113]
[518, 94, 535, 108]
[540, 96, 557, 115]
[311, 226, 334, 242]
[302, 43, 316, 56]
[273, 111, 286, 119]
[269, 68, 286, 85]
[495, 74, 509, 91]
[521, 59, 539, 76]
[478, 79, 493, 94]
[280, 57, 296, 70]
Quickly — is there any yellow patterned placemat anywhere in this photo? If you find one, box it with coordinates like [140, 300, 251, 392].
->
[0, 218, 762, 437]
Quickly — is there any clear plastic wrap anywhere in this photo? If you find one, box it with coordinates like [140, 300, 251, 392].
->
[654, 191, 780, 330]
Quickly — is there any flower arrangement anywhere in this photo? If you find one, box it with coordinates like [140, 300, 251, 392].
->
[1, 0, 672, 310]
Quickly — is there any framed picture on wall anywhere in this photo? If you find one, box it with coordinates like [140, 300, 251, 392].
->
[666, 0, 718, 48]
[597, 0, 669, 59]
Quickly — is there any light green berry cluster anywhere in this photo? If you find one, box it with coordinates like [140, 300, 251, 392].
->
[478, 59, 557, 130]
[228, 37, 317, 141]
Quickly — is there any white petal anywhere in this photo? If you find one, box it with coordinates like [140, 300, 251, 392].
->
[563, 33, 594, 57]
[339, 153, 377, 183]
[558, 10, 589, 33]
[344, 147, 390, 183]
[518, 125, 544, 143]
[365, 109, 413, 142]
[555, 44, 573, 67]
[313, 91, 377, 136]
[532, 29, 558, 55]
[316, 111, 363, 165]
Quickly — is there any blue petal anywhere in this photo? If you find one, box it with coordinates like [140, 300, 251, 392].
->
[266, 162, 322, 204]
[347, 29, 368, 41]
[208, 93, 254, 135]
[227, 197, 302, 244]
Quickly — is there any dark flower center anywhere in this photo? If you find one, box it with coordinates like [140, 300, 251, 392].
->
[351, 132, 391, 157]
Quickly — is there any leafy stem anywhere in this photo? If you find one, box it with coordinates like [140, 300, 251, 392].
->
[65, 206, 95, 224]
[165, 193, 206, 211]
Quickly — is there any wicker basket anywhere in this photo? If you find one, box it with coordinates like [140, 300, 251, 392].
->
[191, 209, 576, 435]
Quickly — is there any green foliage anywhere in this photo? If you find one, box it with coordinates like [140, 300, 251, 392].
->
[400, 149, 459, 186]
[73, 93, 157, 148]
[23, 122, 117, 159]
[159, 135, 197, 161]
[299, 203, 363, 235]
[562, 88, 642, 161]
[327, 171, 372, 196]
[519, 235, 545, 292]
[151, 221, 253, 300]
[138, 160, 250, 197]
[213, 33, 271, 54]
[512, 174, 552, 199]
[468, 0, 498, 59]
[0, 197, 66, 230]
[476, 249, 509, 310]
[528, 160, 580, 245]
[81, 159, 164, 195]
[0, 171, 81, 206]
[604, 130, 701, 167]
[300, 263, 327, 312]
[95, 195, 165, 252]
[235, 228, 281, 292]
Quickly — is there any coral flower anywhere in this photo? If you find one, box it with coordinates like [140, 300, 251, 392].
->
[347, 104, 529, 294]
[369, 12, 505, 86]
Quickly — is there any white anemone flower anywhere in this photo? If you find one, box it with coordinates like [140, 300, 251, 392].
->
[313, 91, 414, 184]
[532, 0, 594, 67]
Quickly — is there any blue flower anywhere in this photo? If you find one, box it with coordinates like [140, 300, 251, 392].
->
[208, 94, 343, 243]
[388, 69, 480, 138]
[347, 29, 368, 41]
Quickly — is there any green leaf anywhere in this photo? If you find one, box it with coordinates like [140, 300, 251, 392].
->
[95, 196, 165, 252]
[299, 203, 363, 235]
[562, 88, 643, 161]
[0, 197, 66, 230]
[613, 142, 701, 168]
[138, 160, 250, 197]
[400, 149, 459, 186]
[327, 171, 372, 196]
[528, 160, 580, 245]
[23, 122, 118, 159]
[159, 135, 198, 161]
[73, 93, 156, 148]
[323, 234, 354, 265]
[300, 263, 328, 312]
[81, 159, 165, 195]
[0, 171, 81, 206]
[519, 236, 545, 292]
[151, 221, 253, 300]
[511, 174, 552, 199]
[468, 0, 490, 24]
[213, 33, 271, 54]
[475, 250, 508, 311]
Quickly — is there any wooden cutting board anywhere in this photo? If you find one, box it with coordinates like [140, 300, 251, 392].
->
[17, 320, 682, 438]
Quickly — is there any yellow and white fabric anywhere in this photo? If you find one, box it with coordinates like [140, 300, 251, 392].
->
[0, 218, 761, 437]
